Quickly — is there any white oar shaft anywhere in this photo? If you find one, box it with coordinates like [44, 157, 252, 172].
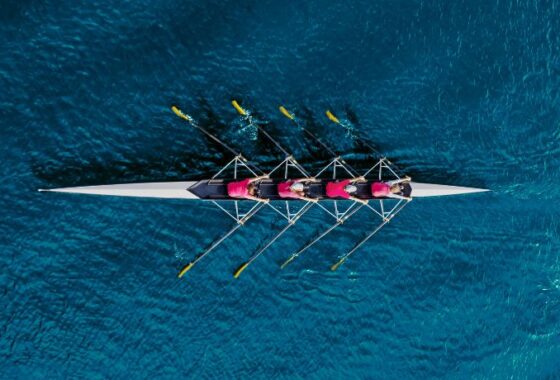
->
[324, 109, 405, 176]
[280, 106, 358, 176]
[193, 223, 243, 264]
[172, 106, 240, 158]
[336, 201, 409, 264]
[194, 202, 265, 264]
[249, 224, 294, 264]
[172, 105, 263, 175]
[233, 100, 293, 159]
[247, 202, 314, 265]
[282, 203, 365, 268]
[301, 128, 337, 157]
[304, 131, 358, 177]
[257, 126, 290, 157]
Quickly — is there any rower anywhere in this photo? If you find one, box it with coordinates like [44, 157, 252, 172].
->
[277, 178, 319, 203]
[227, 175, 269, 202]
[371, 176, 412, 200]
[326, 177, 368, 204]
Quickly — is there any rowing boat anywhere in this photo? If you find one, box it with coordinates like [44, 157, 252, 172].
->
[39, 102, 489, 278]
[39, 180, 488, 199]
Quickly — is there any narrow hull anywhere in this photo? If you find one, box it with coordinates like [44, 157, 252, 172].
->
[39, 180, 489, 199]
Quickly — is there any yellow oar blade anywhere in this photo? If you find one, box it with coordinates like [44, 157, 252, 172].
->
[330, 258, 345, 271]
[233, 262, 249, 278]
[326, 110, 340, 124]
[177, 262, 194, 278]
[171, 105, 189, 121]
[279, 106, 295, 120]
[231, 100, 247, 116]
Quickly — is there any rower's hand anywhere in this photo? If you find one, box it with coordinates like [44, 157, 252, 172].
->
[308, 198, 319, 203]
[404, 176, 411, 181]
[357, 176, 367, 182]
[260, 198, 270, 203]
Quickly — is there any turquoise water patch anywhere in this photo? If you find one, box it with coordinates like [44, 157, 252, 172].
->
[1, 0, 560, 378]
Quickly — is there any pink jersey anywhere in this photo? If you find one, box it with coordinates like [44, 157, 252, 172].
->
[326, 179, 351, 199]
[277, 181, 301, 199]
[227, 179, 251, 198]
[372, 182, 390, 197]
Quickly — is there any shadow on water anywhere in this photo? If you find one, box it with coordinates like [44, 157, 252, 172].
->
[344, 106, 488, 188]
[344, 106, 379, 156]
[297, 107, 341, 162]
[31, 152, 217, 189]
[32, 98, 284, 188]
[228, 98, 284, 159]
[0, 0, 35, 22]
[32, 100, 488, 190]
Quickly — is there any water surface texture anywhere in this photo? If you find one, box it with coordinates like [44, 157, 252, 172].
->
[2, 0, 560, 378]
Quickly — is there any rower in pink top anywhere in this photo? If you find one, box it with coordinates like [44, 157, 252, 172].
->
[227, 175, 269, 202]
[277, 178, 319, 202]
[371, 176, 412, 200]
[325, 176, 368, 204]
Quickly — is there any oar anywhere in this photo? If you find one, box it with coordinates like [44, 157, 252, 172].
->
[324, 109, 405, 176]
[177, 202, 266, 278]
[326, 110, 341, 124]
[279, 105, 295, 120]
[232, 100, 293, 158]
[233, 202, 314, 278]
[279, 106, 338, 158]
[325, 109, 374, 151]
[171, 105, 244, 160]
[233, 223, 293, 278]
[279, 106, 359, 176]
[280, 203, 365, 269]
[330, 200, 410, 271]
[231, 99, 248, 116]
[178, 224, 243, 278]
[172, 104, 265, 178]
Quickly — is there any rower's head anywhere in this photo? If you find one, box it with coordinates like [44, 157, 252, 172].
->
[290, 182, 304, 192]
[248, 182, 256, 195]
[344, 184, 358, 194]
[390, 183, 402, 194]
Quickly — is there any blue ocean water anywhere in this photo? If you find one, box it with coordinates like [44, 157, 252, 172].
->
[2, 0, 560, 378]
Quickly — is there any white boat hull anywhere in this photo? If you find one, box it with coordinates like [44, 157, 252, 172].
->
[39, 181, 489, 199]
[408, 182, 489, 197]
[39, 181, 199, 199]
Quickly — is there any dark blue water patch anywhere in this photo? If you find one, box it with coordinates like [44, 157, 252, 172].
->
[2, 0, 560, 378]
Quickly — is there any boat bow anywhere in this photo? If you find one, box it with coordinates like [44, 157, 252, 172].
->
[38, 181, 199, 199]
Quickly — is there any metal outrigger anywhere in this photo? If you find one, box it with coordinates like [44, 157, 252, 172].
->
[173, 103, 411, 279]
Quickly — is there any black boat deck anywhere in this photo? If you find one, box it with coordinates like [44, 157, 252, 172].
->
[187, 179, 411, 200]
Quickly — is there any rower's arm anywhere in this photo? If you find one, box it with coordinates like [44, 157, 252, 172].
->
[303, 177, 322, 183]
[387, 176, 411, 186]
[350, 176, 367, 183]
[350, 196, 368, 205]
[248, 175, 269, 183]
[386, 193, 411, 200]
[301, 196, 319, 203]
